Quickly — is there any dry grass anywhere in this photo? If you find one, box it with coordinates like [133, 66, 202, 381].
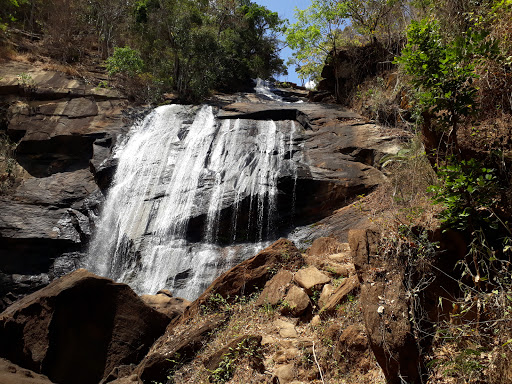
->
[355, 134, 441, 235]
[351, 70, 413, 129]
[39, 62, 83, 78]
[170, 281, 383, 383]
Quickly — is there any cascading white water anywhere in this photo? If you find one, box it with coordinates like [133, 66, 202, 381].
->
[254, 78, 283, 102]
[87, 103, 301, 300]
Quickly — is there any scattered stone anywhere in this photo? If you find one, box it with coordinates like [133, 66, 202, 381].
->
[280, 285, 311, 317]
[274, 319, 298, 338]
[0, 269, 169, 384]
[293, 266, 330, 295]
[275, 347, 300, 363]
[325, 262, 356, 277]
[310, 315, 321, 327]
[320, 275, 360, 315]
[261, 335, 275, 346]
[278, 340, 296, 349]
[273, 364, 295, 383]
[256, 270, 293, 307]
[318, 284, 335, 308]
[328, 252, 352, 263]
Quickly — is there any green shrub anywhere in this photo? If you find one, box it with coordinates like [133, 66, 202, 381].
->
[105, 46, 144, 76]
[396, 18, 499, 149]
[428, 158, 499, 233]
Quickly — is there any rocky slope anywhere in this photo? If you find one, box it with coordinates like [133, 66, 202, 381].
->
[0, 237, 377, 384]
[1, 230, 439, 384]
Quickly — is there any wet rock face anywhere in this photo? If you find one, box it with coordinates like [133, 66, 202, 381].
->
[85, 100, 402, 300]
[0, 269, 170, 384]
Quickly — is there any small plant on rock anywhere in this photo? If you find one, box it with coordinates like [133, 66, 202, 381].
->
[209, 337, 262, 384]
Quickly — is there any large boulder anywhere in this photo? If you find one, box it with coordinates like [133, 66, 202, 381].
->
[255, 269, 294, 307]
[0, 269, 170, 384]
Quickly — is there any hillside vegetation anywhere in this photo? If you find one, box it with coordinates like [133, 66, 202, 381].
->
[0, 0, 286, 101]
[287, 1, 512, 383]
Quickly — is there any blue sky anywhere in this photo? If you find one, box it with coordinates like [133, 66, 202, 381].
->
[255, 0, 312, 85]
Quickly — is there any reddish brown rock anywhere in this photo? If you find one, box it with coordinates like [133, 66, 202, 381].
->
[255, 269, 294, 307]
[325, 262, 356, 277]
[304, 238, 356, 276]
[280, 285, 311, 317]
[185, 239, 304, 318]
[140, 291, 190, 321]
[324, 324, 371, 374]
[349, 228, 421, 384]
[318, 283, 335, 308]
[338, 325, 369, 356]
[274, 318, 298, 338]
[0, 269, 170, 384]
[307, 237, 347, 257]
[320, 275, 360, 315]
[293, 266, 330, 295]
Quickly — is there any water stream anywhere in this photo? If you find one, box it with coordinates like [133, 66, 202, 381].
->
[86, 96, 302, 300]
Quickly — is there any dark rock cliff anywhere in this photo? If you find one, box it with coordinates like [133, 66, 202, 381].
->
[0, 62, 131, 310]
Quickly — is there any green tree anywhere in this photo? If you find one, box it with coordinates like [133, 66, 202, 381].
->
[341, 0, 409, 43]
[285, 0, 348, 91]
[396, 18, 498, 152]
[131, 0, 285, 99]
[105, 46, 144, 76]
[0, 0, 25, 31]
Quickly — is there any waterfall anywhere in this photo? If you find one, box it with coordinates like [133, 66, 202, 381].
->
[87, 104, 301, 300]
[254, 78, 283, 102]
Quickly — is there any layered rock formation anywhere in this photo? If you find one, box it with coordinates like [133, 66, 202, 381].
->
[0, 62, 130, 309]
